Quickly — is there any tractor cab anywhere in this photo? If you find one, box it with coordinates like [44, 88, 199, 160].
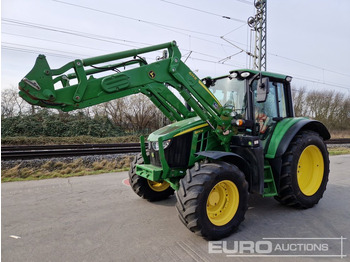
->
[206, 69, 294, 141]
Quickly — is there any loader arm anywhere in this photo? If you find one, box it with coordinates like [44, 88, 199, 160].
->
[19, 41, 235, 143]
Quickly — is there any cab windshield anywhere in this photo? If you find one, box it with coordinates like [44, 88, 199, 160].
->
[209, 77, 247, 116]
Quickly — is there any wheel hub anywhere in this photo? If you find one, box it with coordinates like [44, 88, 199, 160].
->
[147, 180, 170, 192]
[206, 180, 239, 226]
[297, 145, 324, 196]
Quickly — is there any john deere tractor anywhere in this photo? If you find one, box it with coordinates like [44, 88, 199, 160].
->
[19, 41, 330, 239]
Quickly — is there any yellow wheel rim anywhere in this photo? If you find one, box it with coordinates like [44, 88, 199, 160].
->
[206, 180, 239, 226]
[147, 180, 170, 192]
[297, 145, 324, 196]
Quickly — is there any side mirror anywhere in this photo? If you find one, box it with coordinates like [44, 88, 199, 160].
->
[256, 77, 269, 103]
[202, 77, 213, 88]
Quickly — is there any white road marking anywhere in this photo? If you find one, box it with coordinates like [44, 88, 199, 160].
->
[9, 235, 21, 239]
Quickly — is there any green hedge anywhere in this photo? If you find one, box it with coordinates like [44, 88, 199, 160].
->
[1, 110, 124, 138]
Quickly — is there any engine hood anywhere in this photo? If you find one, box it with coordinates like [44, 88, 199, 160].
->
[147, 117, 208, 142]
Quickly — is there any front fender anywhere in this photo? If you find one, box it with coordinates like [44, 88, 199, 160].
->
[196, 151, 245, 161]
[196, 149, 264, 194]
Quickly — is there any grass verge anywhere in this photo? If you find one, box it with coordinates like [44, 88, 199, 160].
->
[2, 156, 133, 182]
[2, 145, 349, 182]
[328, 147, 350, 156]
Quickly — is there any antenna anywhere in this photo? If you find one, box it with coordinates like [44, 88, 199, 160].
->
[248, 0, 267, 71]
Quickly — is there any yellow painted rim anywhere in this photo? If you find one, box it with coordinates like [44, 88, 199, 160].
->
[206, 180, 239, 226]
[147, 180, 170, 192]
[297, 145, 324, 196]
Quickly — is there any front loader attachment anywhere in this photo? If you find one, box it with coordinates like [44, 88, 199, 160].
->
[19, 40, 234, 142]
[19, 42, 180, 111]
[18, 42, 198, 122]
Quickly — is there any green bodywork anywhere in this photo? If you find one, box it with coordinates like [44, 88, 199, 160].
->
[18, 41, 327, 196]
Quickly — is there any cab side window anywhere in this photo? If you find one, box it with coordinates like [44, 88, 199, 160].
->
[276, 82, 288, 118]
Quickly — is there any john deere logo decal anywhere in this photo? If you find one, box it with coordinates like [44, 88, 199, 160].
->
[149, 71, 156, 79]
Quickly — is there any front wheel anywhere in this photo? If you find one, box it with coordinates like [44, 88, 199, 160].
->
[175, 161, 248, 240]
[128, 153, 174, 201]
[275, 131, 330, 208]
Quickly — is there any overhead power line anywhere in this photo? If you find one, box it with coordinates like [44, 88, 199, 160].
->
[2, 17, 248, 58]
[293, 76, 350, 91]
[53, 0, 219, 38]
[2, 39, 243, 69]
[2, 6, 348, 92]
[2, 32, 113, 54]
[50, 0, 251, 50]
[2, 42, 89, 57]
[234, 0, 254, 5]
[269, 66, 350, 91]
[51, 0, 252, 65]
[270, 53, 350, 79]
[2, 19, 235, 64]
[2, 45, 80, 60]
[4, 43, 347, 91]
[2, 18, 142, 48]
[160, 0, 246, 23]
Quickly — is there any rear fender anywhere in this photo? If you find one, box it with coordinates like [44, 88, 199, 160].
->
[265, 118, 330, 193]
[266, 118, 330, 159]
[275, 119, 330, 158]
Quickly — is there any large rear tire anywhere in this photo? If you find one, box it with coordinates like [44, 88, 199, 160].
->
[128, 153, 174, 201]
[275, 131, 329, 208]
[175, 161, 248, 240]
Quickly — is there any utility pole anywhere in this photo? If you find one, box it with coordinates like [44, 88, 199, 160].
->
[248, 0, 267, 71]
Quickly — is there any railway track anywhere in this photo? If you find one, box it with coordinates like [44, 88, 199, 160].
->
[1, 139, 349, 161]
[1, 143, 146, 160]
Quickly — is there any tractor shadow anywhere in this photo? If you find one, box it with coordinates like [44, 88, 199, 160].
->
[143, 182, 348, 243]
[224, 182, 348, 241]
[151, 195, 177, 207]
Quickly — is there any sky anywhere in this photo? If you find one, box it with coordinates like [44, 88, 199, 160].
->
[1, 0, 350, 94]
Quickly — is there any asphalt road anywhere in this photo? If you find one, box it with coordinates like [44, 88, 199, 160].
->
[2, 155, 350, 262]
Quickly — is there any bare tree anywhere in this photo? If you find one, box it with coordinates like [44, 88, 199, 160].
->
[1, 87, 32, 117]
[293, 87, 350, 131]
[104, 99, 127, 126]
[292, 86, 307, 117]
[122, 94, 164, 132]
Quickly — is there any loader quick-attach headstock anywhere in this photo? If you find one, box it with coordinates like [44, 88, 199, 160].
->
[19, 41, 238, 144]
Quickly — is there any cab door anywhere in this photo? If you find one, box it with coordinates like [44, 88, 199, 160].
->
[253, 79, 290, 141]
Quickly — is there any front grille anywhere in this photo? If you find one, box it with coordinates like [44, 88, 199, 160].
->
[196, 131, 209, 152]
[150, 133, 193, 168]
[150, 149, 161, 166]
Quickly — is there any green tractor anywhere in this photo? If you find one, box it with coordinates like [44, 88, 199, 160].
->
[19, 41, 330, 239]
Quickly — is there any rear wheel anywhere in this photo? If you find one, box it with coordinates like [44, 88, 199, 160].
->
[175, 161, 248, 240]
[275, 131, 329, 208]
[128, 153, 174, 201]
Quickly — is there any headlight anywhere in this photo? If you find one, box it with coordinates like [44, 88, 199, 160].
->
[152, 141, 159, 151]
[240, 72, 251, 78]
[285, 76, 293, 82]
[162, 139, 171, 149]
[152, 139, 172, 151]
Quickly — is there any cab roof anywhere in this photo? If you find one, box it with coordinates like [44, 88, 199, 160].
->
[230, 69, 291, 81]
